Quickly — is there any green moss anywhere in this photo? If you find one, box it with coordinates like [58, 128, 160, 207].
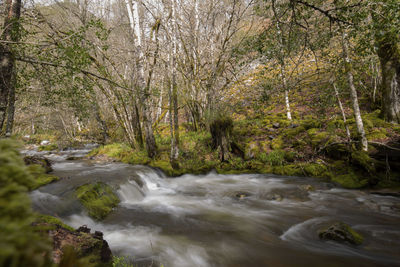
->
[35, 214, 75, 231]
[345, 224, 364, 245]
[303, 163, 328, 178]
[75, 183, 120, 220]
[38, 143, 58, 151]
[283, 125, 306, 138]
[301, 118, 322, 129]
[272, 164, 304, 176]
[324, 144, 351, 160]
[31, 174, 60, 190]
[89, 143, 131, 158]
[307, 129, 331, 147]
[363, 110, 391, 128]
[26, 164, 60, 190]
[351, 151, 376, 173]
[319, 222, 364, 245]
[332, 172, 368, 189]
[270, 137, 284, 150]
[265, 150, 286, 166]
[367, 128, 388, 140]
[112, 256, 134, 267]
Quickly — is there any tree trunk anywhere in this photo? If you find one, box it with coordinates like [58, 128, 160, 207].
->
[332, 82, 351, 142]
[0, 0, 21, 133]
[131, 100, 144, 148]
[377, 44, 400, 124]
[125, 0, 157, 158]
[341, 29, 368, 151]
[5, 70, 16, 135]
[170, 0, 179, 167]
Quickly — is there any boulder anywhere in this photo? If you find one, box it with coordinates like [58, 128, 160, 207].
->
[51, 225, 112, 265]
[33, 218, 112, 266]
[272, 123, 280, 129]
[24, 155, 53, 173]
[318, 222, 363, 245]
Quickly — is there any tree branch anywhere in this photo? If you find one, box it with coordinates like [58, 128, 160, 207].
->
[15, 57, 129, 90]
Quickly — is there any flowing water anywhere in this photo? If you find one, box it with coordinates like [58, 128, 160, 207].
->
[28, 147, 400, 267]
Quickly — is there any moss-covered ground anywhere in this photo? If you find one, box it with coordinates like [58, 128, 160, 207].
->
[88, 106, 400, 189]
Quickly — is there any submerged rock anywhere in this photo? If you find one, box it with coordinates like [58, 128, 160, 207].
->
[24, 155, 53, 173]
[66, 156, 84, 161]
[266, 193, 283, 201]
[318, 222, 364, 245]
[234, 191, 251, 199]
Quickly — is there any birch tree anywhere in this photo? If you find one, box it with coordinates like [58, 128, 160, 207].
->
[125, 0, 157, 157]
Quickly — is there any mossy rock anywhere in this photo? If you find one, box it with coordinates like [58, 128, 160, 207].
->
[332, 172, 368, 189]
[319, 222, 364, 245]
[75, 183, 120, 220]
[272, 164, 304, 176]
[303, 163, 328, 178]
[351, 151, 376, 174]
[24, 155, 53, 173]
[26, 164, 59, 190]
[245, 141, 260, 159]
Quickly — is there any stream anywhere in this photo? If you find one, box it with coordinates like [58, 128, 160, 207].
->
[26, 147, 400, 267]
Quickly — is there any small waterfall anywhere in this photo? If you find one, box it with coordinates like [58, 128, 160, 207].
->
[118, 180, 146, 204]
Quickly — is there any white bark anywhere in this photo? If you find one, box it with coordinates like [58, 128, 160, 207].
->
[341, 30, 368, 151]
[170, 0, 179, 162]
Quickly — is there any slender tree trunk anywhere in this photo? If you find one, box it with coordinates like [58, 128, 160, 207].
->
[131, 100, 144, 148]
[281, 67, 292, 121]
[341, 29, 368, 151]
[0, 0, 21, 133]
[126, 0, 157, 157]
[5, 70, 16, 135]
[170, 0, 179, 166]
[333, 82, 351, 142]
